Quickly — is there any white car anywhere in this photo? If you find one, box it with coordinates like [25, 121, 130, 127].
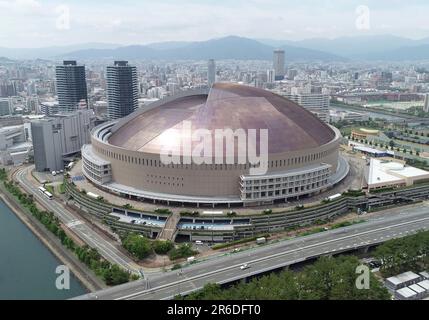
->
[240, 263, 249, 270]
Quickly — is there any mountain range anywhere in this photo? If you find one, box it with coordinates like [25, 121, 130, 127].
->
[1, 35, 429, 61]
[59, 36, 345, 62]
[258, 35, 429, 60]
[0, 43, 119, 60]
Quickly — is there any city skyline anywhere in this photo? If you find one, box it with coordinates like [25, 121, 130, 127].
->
[1, 0, 429, 48]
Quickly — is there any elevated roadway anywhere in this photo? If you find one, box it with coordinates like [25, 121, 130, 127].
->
[75, 202, 429, 300]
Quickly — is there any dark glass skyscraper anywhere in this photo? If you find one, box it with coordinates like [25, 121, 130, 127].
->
[106, 61, 138, 120]
[273, 49, 285, 81]
[55, 61, 88, 113]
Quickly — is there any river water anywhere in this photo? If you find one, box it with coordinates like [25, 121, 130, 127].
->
[0, 199, 87, 300]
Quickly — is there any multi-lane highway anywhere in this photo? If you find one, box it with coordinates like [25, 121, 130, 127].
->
[15, 166, 139, 273]
[14, 165, 429, 301]
[75, 202, 429, 300]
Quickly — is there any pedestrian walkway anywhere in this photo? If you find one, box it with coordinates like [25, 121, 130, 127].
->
[158, 211, 180, 241]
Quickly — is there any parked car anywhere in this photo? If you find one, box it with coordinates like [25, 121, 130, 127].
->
[368, 260, 381, 269]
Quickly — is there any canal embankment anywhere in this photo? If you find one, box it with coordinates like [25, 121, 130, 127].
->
[0, 182, 106, 294]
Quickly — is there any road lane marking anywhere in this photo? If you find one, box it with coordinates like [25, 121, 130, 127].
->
[113, 217, 429, 300]
[17, 168, 137, 272]
[66, 220, 84, 228]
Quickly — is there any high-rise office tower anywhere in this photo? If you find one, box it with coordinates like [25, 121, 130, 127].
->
[273, 49, 285, 81]
[0, 98, 12, 116]
[283, 91, 330, 123]
[106, 61, 138, 120]
[208, 59, 216, 87]
[267, 69, 275, 84]
[55, 61, 88, 113]
[424, 94, 429, 113]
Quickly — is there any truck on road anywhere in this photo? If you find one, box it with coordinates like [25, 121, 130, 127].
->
[326, 193, 342, 202]
[256, 237, 267, 245]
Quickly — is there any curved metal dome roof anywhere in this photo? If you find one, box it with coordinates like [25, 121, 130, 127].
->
[108, 83, 336, 155]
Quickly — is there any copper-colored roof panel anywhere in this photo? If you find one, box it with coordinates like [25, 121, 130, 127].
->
[108, 84, 335, 156]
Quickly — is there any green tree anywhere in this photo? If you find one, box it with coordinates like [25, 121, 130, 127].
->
[168, 244, 197, 260]
[103, 264, 130, 286]
[122, 233, 152, 260]
[375, 230, 429, 277]
[181, 256, 390, 300]
[153, 240, 174, 255]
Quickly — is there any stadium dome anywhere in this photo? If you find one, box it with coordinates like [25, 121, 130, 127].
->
[82, 84, 345, 207]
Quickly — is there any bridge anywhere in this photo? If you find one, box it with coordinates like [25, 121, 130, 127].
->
[74, 202, 429, 300]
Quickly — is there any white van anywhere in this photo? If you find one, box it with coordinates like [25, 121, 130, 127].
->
[195, 240, 203, 245]
[187, 256, 195, 263]
[256, 237, 267, 245]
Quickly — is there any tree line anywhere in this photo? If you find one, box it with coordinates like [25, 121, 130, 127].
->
[1, 176, 136, 286]
[374, 230, 429, 277]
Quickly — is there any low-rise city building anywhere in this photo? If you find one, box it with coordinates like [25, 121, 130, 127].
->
[365, 158, 429, 191]
[0, 125, 32, 166]
[329, 110, 369, 123]
[351, 128, 381, 141]
[388, 271, 429, 300]
[386, 271, 422, 290]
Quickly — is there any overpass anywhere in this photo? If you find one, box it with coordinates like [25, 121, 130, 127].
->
[74, 203, 429, 300]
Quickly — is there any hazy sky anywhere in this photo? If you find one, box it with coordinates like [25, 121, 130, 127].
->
[1, 0, 429, 47]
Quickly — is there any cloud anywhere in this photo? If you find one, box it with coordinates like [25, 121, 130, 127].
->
[0, 0, 41, 11]
[0, 0, 429, 47]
